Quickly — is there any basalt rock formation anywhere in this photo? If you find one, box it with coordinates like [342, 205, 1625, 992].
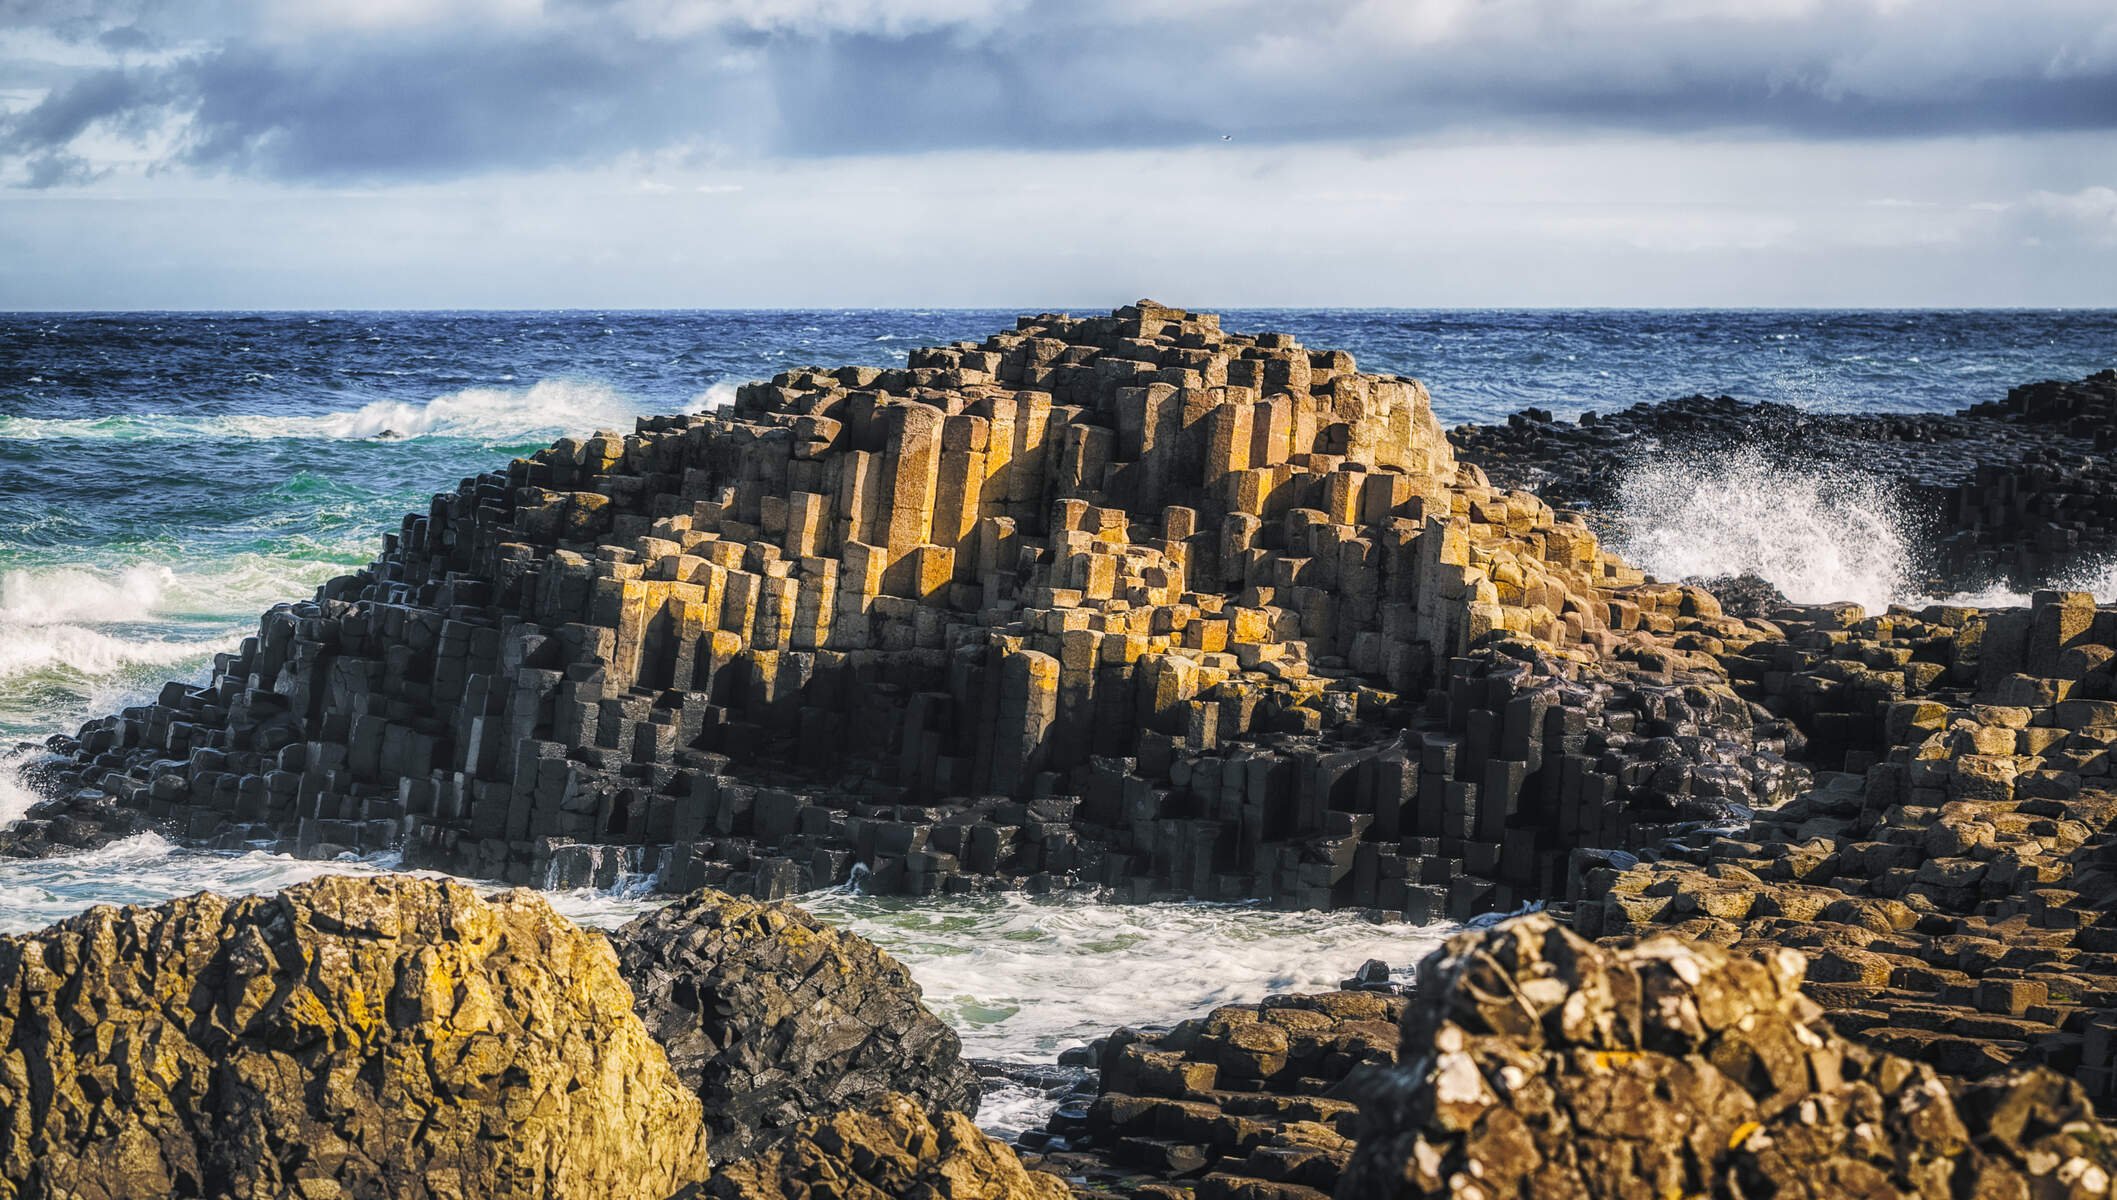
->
[1029, 983, 1405, 1199]
[697, 1093, 1071, 1200]
[608, 886, 981, 1159]
[14, 300, 1733, 925]
[9, 306, 2117, 1166]
[1337, 914, 2115, 1200]
[0, 875, 711, 1200]
[1578, 588, 2117, 1100]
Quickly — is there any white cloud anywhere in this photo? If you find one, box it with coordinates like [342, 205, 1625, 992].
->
[2021, 185, 2117, 244]
[2, 134, 2110, 308]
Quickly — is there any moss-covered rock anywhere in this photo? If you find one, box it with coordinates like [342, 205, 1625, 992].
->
[0, 874, 710, 1200]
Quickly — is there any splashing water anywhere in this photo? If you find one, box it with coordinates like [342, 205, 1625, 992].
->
[1611, 448, 1912, 612]
[0, 815, 1448, 1137]
[0, 378, 740, 446]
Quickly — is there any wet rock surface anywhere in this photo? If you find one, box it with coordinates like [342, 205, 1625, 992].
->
[0, 875, 711, 1200]
[608, 885, 981, 1159]
[697, 1092, 1071, 1200]
[1338, 913, 2116, 1199]
[1026, 982, 1408, 1200]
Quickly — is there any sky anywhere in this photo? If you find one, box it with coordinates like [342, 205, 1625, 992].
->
[1, 0, 2114, 309]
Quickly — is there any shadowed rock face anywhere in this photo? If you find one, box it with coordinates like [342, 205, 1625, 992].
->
[1338, 914, 2115, 1200]
[607, 887, 981, 1160]
[0, 874, 712, 1200]
[696, 1093, 1071, 1200]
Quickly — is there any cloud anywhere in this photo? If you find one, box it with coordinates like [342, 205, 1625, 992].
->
[2018, 185, 2117, 245]
[1, 0, 2114, 186]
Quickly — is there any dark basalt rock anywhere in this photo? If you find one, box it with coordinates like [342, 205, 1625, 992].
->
[696, 1092, 1070, 1200]
[1337, 913, 2117, 1199]
[1689, 572, 1790, 619]
[0, 875, 711, 1200]
[1029, 979, 1409, 1199]
[607, 886, 981, 1160]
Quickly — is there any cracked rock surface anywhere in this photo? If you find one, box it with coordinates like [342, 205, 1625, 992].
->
[0, 874, 710, 1200]
[1338, 913, 2116, 1200]
[607, 885, 980, 1159]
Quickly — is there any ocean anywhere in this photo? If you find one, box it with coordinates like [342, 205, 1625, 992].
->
[3, 307, 2114, 1129]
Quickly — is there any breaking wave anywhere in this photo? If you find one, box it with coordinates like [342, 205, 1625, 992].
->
[0, 624, 231, 688]
[0, 555, 346, 726]
[0, 564, 176, 626]
[1610, 449, 2117, 611]
[1610, 448, 1913, 612]
[0, 378, 738, 445]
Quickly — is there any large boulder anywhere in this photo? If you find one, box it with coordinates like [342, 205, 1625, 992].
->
[1339, 914, 2115, 1199]
[609, 888, 981, 1159]
[0, 875, 710, 1200]
[700, 1092, 1069, 1200]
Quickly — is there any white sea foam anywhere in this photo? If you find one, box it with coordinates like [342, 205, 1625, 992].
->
[1611, 448, 1912, 612]
[1610, 450, 2117, 611]
[1917, 561, 2117, 609]
[0, 555, 348, 701]
[0, 834, 405, 936]
[0, 827, 1451, 1137]
[281, 379, 643, 441]
[801, 891, 1447, 1063]
[694, 379, 740, 411]
[0, 752, 38, 827]
[0, 622, 234, 687]
[0, 378, 743, 445]
[0, 564, 175, 626]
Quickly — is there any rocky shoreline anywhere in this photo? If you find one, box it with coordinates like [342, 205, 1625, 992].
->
[3, 304, 2115, 1195]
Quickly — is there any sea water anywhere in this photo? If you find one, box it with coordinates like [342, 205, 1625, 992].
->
[3, 308, 2113, 1129]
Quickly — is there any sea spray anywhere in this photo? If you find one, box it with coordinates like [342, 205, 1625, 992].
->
[0, 555, 352, 735]
[0, 377, 749, 445]
[0, 751, 38, 827]
[1610, 447, 1912, 612]
[1608, 450, 2117, 611]
[0, 564, 175, 626]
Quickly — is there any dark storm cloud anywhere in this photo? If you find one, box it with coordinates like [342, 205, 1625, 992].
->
[174, 35, 738, 178]
[3, 0, 2115, 186]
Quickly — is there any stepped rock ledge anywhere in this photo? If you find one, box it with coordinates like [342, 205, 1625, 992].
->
[5, 303, 2117, 1196]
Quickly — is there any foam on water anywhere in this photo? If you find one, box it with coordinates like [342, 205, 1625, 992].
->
[0, 378, 740, 446]
[0, 555, 352, 726]
[0, 790, 1449, 1138]
[0, 753, 38, 827]
[0, 564, 176, 626]
[0, 623, 233, 689]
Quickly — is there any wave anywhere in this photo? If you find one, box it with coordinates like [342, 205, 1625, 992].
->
[802, 891, 1445, 1061]
[1918, 561, 2117, 609]
[0, 553, 345, 628]
[0, 622, 236, 687]
[0, 750, 38, 827]
[1611, 449, 2117, 611]
[0, 556, 351, 728]
[1611, 448, 1912, 613]
[0, 564, 175, 626]
[0, 378, 740, 446]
